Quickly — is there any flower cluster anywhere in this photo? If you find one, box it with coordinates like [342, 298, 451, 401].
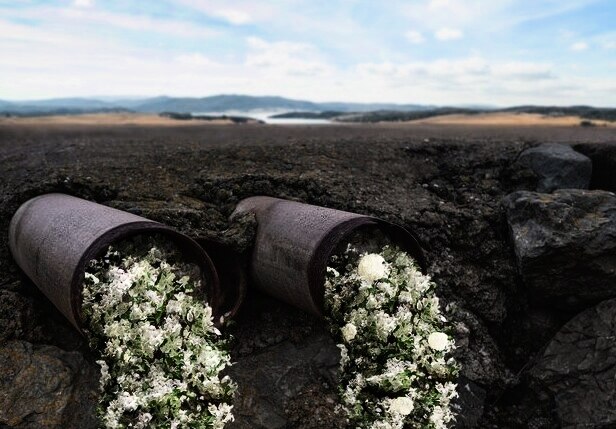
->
[324, 243, 458, 429]
[82, 235, 236, 429]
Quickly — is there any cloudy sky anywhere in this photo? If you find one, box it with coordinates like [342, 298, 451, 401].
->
[1, 0, 615, 106]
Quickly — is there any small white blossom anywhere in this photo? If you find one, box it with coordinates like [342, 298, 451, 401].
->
[357, 253, 389, 283]
[341, 322, 358, 342]
[428, 332, 449, 351]
[389, 396, 414, 415]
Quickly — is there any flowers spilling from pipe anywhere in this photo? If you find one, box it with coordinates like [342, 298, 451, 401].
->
[325, 244, 458, 428]
[82, 236, 235, 429]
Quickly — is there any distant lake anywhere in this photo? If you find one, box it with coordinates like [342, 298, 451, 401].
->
[192, 110, 333, 125]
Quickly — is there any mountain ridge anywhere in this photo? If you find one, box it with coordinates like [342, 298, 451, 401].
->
[0, 94, 444, 114]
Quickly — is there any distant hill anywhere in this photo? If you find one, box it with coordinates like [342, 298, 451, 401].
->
[0, 107, 134, 117]
[0, 96, 613, 121]
[0, 95, 436, 115]
[500, 105, 616, 121]
[274, 106, 616, 123]
[134, 95, 436, 113]
[15, 97, 113, 109]
[135, 95, 320, 113]
[272, 107, 475, 122]
[314, 101, 436, 112]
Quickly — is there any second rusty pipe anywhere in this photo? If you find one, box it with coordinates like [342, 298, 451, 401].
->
[232, 196, 426, 317]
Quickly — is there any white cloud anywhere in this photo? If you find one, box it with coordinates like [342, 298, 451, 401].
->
[358, 57, 489, 79]
[357, 57, 554, 81]
[215, 8, 251, 24]
[491, 62, 553, 79]
[435, 28, 463, 41]
[61, 8, 219, 38]
[173, 0, 256, 25]
[585, 31, 616, 50]
[73, 0, 93, 8]
[175, 53, 220, 67]
[405, 30, 425, 44]
[571, 41, 588, 51]
[0, 6, 219, 39]
[245, 37, 333, 76]
[355, 57, 560, 103]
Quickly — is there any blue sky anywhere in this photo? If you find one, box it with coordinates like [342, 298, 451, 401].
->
[0, 0, 614, 105]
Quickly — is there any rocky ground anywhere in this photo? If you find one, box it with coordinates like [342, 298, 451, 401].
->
[0, 122, 614, 428]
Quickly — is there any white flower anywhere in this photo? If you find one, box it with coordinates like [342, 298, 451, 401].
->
[389, 396, 414, 415]
[375, 311, 397, 340]
[341, 322, 358, 342]
[428, 332, 449, 351]
[97, 359, 110, 389]
[357, 253, 389, 283]
[166, 299, 183, 315]
[338, 344, 349, 369]
[139, 323, 165, 353]
[208, 403, 234, 429]
[135, 412, 153, 429]
[82, 238, 236, 428]
[117, 391, 139, 411]
[323, 243, 458, 428]
[430, 405, 453, 429]
[85, 272, 100, 284]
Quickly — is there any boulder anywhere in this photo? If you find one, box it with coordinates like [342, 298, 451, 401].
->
[516, 144, 592, 192]
[530, 298, 616, 427]
[450, 306, 511, 428]
[574, 142, 616, 192]
[0, 340, 98, 429]
[0, 290, 41, 343]
[504, 189, 616, 309]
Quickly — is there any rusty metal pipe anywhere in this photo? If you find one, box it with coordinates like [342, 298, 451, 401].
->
[8, 193, 221, 332]
[233, 196, 426, 317]
[198, 238, 247, 320]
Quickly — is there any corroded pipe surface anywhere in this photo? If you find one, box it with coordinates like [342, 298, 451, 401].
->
[233, 196, 426, 317]
[9, 193, 221, 331]
[198, 238, 247, 320]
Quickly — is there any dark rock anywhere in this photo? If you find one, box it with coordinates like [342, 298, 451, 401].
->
[0, 290, 43, 343]
[516, 143, 592, 192]
[504, 189, 616, 309]
[284, 384, 346, 429]
[452, 306, 513, 388]
[0, 340, 98, 429]
[574, 142, 616, 192]
[519, 307, 569, 352]
[448, 306, 513, 427]
[228, 333, 341, 429]
[530, 298, 616, 427]
[454, 379, 486, 428]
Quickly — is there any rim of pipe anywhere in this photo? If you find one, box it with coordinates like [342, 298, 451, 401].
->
[70, 222, 222, 331]
[308, 217, 427, 316]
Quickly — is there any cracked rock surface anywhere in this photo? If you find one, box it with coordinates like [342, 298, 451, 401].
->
[504, 189, 616, 310]
[530, 298, 616, 427]
[0, 340, 98, 429]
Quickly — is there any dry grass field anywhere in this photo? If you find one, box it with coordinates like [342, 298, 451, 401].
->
[2, 111, 613, 129]
[0, 113, 235, 127]
[410, 112, 615, 127]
